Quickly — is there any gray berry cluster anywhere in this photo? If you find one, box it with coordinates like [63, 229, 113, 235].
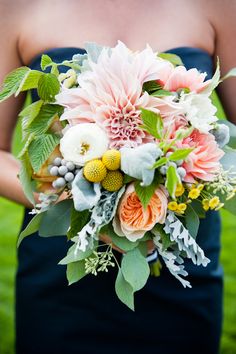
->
[160, 152, 187, 181]
[49, 157, 79, 189]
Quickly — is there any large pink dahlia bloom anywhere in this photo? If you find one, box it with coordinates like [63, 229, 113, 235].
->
[56, 41, 178, 148]
[177, 130, 224, 183]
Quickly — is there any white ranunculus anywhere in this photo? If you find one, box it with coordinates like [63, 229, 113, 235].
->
[60, 123, 109, 166]
[180, 93, 218, 133]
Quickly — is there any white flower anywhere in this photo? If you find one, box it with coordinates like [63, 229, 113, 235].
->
[60, 123, 109, 165]
[180, 93, 218, 133]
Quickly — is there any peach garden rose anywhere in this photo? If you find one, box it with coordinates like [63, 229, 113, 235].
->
[113, 183, 168, 242]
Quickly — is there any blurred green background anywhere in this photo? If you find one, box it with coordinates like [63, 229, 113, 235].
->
[0, 95, 236, 354]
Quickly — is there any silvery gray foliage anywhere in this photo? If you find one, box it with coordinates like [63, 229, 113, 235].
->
[29, 193, 58, 215]
[210, 123, 230, 148]
[163, 212, 210, 267]
[72, 169, 101, 211]
[120, 143, 162, 186]
[152, 231, 191, 288]
[73, 187, 125, 253]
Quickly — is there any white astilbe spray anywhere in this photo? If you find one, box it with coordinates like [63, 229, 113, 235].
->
[163, 212, 210, 267]
[152, 231, 191, 288]
[73, 187, 125, 253]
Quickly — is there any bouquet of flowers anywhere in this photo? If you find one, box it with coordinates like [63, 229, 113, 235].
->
[1, 41, 236, 310]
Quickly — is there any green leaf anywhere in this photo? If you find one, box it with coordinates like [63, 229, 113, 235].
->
[140, 108, 163, 140]
[37, 73, 60, 101]
[152, 156, 168, 169]
[221, 67, 236, 81]
[121, 247, 150, 291]
[105, 226, 139, 252]
[224, 195, 236, 215]
[39, 199, 73, 237]
[41, 54, 53, 70]
[142, 80, 162, 93]
[158, 53, 184, 66]
[218, 120, 236, 149]
[169, 148, 193, 161]
[134, 180, 156, 209]
[28, 133, 60, 172]
[15, 70, 43, 95]
[67, 208, 90, 240]
[184, 205, 200, 238]
[59, 243, 95, 265]
[190, 200, 206, 218]
[25, 104, 63, 136]
[19, 154, 35, 205]
[66, 260, 87, 285]
[18, 212, 44, 247]
[202, 57, 221, 95]
[20, 100, 44, 134]
[123, 174, 136, 184]
[115, 269, 134, 311]
[152, 224, 174, 250]
[0, 67, 30, 102]
[221, 146, 236, 172]
[152, 89, 173, 97]
[166, 165, 179, 198]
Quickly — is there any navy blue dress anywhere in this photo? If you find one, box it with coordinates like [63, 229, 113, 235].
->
[16, 47, 223, 354]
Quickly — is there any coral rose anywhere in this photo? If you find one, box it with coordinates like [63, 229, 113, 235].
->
[176, 129, 224, 183]
[113, 183, 168, 241]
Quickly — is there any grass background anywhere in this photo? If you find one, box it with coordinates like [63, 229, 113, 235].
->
[0, 95, 236, 353]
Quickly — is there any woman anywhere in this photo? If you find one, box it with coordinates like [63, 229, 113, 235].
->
[0, 1, 236, 353]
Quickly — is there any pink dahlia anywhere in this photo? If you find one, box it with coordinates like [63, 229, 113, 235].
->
[176, 130, 224, 183]
[162, 66, 210, 93]
[56, 41, 179, 149]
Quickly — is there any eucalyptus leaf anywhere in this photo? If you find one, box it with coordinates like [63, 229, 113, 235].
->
[218, 120, 236, 149]
[224, 195, 236, 215]
[67, 208, 90, 240]
[18, 212, 44, 247]
[39, 199, 73, 237]
[221, 146, 236, 172]
[105, 225, 139, 252]
[121, 247, 150, 291]
[66, 260, 87, 285]
[59, 243, 95, 265]
[28, 133, 60, 172]
[184, 205, 200, 239]
[115, 269, 134, 311]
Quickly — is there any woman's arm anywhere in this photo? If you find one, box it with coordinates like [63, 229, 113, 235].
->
[211, 0, 236, 124]
[0, 2, 32, 207]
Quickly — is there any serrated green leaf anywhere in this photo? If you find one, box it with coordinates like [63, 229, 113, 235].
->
[39, 199, 73, 237]
[18, 134, 35, 159]
[158, 53, 183, 66]
[15, 70, 43, 95]
[104, 224, 139, 251]
[28, 133, 60, 172]
[121, 248, 150, 291]
[66, 260, 87, 285]
[140, 108, 163, 140]
[19, 154, 35, 204]
[25, 104, 63, 136]
[37, 73, 60, 101]
[20, 100, 44, 132]
[18, 212, 44, 247]
[0, 67, 30, 102]
[169, 148, 193, 161]
[115, 269, 134, 311]
[41, 54, 53, 70]
[185, 205, 200, 239]
[67, 208, 90, 240]
[152, 156, 168, 169]
[59, 243, 95, 265]
[166, 165, 179, 198]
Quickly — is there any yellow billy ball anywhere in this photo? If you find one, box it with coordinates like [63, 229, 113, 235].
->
[102, 149, 121, 170]
[84, 159, 107, 183]
[102, 171, 123, 192]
